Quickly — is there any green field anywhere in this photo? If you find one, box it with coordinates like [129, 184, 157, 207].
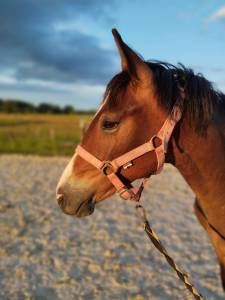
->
[0, 113, 93, 156]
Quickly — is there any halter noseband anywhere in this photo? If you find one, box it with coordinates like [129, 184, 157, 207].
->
[76, 105, 182, 202]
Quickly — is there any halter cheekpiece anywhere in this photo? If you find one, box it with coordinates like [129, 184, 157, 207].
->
[76, 105, 182, 202]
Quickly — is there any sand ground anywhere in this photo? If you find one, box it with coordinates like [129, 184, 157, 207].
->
[0, 155, 224, 300]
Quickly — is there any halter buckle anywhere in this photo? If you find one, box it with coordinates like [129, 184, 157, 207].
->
[171, 106, 182, 122]
[100, 160, 115, 175]
[118, 187, 140, 201]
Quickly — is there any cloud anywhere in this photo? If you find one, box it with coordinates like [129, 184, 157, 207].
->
[208, 6, 225, 22]
[0, 77, 105, 109]
[0, 0, 118, 89]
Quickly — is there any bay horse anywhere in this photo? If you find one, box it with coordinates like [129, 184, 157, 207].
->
[56, 29, 225, 291]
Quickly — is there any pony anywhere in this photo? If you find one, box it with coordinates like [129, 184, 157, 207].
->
[56, 29, 225, 291]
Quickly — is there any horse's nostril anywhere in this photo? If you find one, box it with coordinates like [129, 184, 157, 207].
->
[57, 195, 66, 209]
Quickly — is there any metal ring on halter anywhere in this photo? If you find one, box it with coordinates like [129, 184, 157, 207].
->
[150, 135, 162, 149]
[100, 161, 116, 175]
[118, 187, 135, 200]
[117, 187, 128, 197]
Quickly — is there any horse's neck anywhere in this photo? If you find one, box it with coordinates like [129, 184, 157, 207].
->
[170, 120, 225, 230]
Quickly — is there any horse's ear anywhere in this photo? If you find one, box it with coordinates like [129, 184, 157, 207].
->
[112, 28, 152, 86]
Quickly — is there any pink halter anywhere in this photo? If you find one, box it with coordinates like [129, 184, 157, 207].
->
[76, 105, 182, 202]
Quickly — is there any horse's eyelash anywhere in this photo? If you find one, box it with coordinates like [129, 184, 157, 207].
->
[102, 120, 120, 129]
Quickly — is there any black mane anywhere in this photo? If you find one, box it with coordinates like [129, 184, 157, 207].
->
[105, 60, 225, 131]
[147, 61, 225, 129]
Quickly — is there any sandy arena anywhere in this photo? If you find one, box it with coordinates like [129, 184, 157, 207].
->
[0, 155, 224, 299]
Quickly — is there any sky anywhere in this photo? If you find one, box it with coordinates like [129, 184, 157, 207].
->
[0, 0, 225, 109]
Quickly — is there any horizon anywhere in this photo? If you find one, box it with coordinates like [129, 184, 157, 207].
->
[0, 1, 225, 109]
[0, 98, 95, 111]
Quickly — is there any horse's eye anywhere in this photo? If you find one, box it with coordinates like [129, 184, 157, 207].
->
[102, 120, 120, 131]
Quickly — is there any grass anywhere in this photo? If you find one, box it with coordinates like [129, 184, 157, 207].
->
[0, 113, 93, 156]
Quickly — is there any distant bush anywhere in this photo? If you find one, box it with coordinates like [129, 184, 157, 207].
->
[0, 99, 35, 113]
[0, 99, 95, 114]
[36, 103, 63, 114]
[63, 105, 75, 114]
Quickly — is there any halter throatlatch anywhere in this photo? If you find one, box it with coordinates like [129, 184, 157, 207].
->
[76, 105, 182, 202]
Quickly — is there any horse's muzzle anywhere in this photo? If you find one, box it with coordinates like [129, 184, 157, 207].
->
[56, 193, 95, 217]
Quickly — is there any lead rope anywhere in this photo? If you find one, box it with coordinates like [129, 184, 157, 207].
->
[136, 204, 207, 300]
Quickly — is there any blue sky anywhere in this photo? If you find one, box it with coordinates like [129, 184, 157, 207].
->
[0, 0, 225, 109]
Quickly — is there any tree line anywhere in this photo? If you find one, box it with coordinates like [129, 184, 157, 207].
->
[0, 99, 96, 114]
